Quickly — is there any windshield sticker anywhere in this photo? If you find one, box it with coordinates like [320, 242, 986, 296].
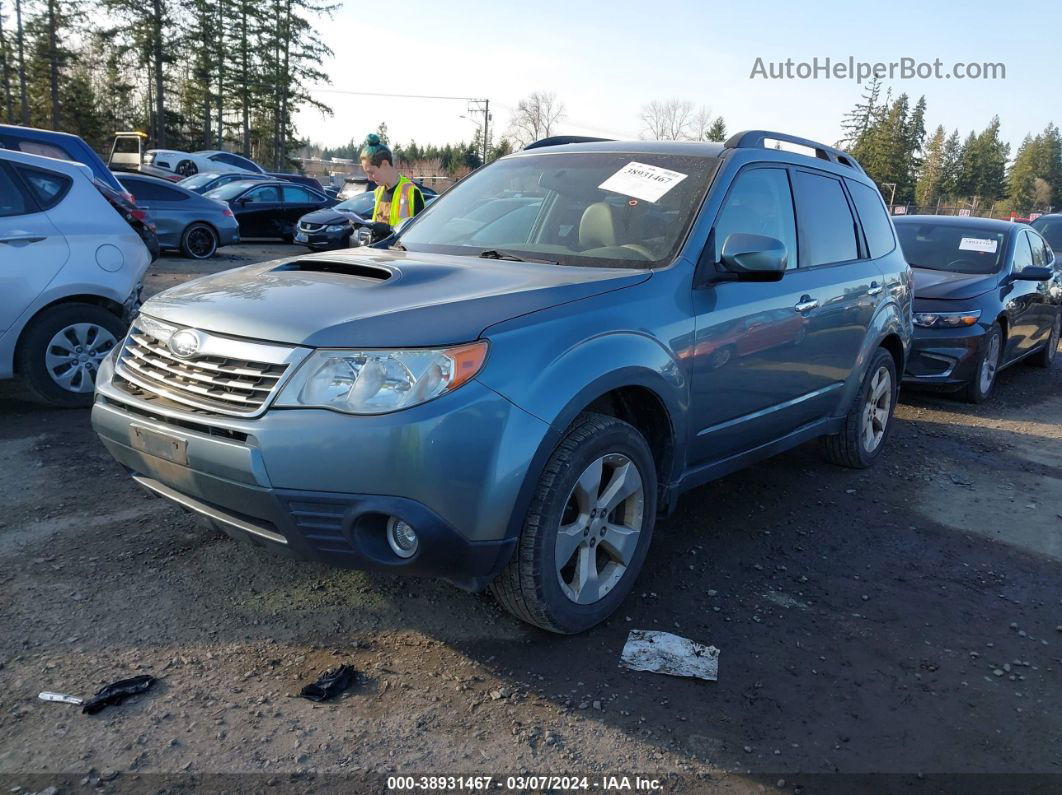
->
[599, 162, 688, 203]
[958, 237, 998, 253]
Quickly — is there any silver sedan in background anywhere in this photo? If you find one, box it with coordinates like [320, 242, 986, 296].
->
[115, 172, 241, 259]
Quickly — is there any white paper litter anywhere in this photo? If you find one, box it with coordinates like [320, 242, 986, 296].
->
[598, 162, 688, 203]
[619, 630, 719, 681]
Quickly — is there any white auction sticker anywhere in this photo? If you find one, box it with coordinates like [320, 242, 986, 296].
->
[598, 161, 688, 203]
[958, 237, 998, 253]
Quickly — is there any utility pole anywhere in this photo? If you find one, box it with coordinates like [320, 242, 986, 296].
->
[466, 98, 491, 164]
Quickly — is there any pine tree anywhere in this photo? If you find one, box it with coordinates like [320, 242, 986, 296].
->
[705, 116, 727, 142]
[0, 1, 14, 121]
[915, 125, 946, 207]
[939, 129, 962, 199]
[838, 76, 881, 148]
[1006, 134, 1038, 214]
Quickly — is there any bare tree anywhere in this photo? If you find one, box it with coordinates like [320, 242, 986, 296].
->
[639, 99, 697, 141]
[690, 106, 715, 141]
[508, 91, 565, 146]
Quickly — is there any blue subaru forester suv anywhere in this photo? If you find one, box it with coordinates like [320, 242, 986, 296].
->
[92, 131, 911, 633]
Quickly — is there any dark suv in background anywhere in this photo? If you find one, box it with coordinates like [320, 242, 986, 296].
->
[92, 131, 911, 634]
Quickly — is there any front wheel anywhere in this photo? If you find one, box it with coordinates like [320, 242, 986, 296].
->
[821, 347, 898, 469]
[490, 413, 657, 634]
[960, 323, 1003, 403]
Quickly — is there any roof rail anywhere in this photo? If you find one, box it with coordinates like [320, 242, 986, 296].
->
[723, 130, 864, 173]
[523, 135, 615, 151]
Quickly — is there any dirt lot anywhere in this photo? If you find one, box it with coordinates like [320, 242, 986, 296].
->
[1, 247, 1061, 793]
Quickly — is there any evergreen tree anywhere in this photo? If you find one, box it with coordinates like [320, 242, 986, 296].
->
[915, 125, 946, 207]
[1007, 134, 1038, 215]
[938, 129, 962, 199]
[839, 76, 881, 148]
[0, 1, 14, 121]
[705, 116, 727, 142]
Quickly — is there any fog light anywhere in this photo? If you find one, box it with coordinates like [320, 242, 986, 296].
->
[386, 517, 418, 558]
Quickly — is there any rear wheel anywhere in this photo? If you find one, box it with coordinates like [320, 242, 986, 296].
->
[490, 413, 657, 634]
[180, 223, 218, 259]
[176, 159, 198, 177]
[960, 323, 1002, 403]
[821, 347, 897, 469]
[1028, 310, 1059, 368]
[16, 303, 125, 408]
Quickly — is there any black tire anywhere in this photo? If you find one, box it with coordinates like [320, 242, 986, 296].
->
[1028, 310, 1060, 369]
[709, 345, 734, 369]
[960, 323, 1003, 403]
[15, 303, 125, 408]
[180, 222, 218, 260]
[176, 159, 198, 177]
[490, 412, 657, 634]
[821, 347, 898, 469]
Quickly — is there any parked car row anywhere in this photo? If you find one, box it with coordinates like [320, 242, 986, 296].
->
[85, 130, 1061, 637]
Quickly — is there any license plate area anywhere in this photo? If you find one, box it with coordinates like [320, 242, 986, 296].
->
[130, 425, 188, 465]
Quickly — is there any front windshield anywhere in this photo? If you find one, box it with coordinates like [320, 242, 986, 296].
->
[398, 151, 718, 268]
[334, 192, 375, 216]
[204, 181, 259, 201]
[895, 222, 1007, 274]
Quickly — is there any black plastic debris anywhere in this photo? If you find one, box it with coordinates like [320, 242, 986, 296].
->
[299, 665, 356, 702]
[82, 675, 157, 714]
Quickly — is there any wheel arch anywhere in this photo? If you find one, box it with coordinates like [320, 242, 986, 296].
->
[13, 294, 124, 373]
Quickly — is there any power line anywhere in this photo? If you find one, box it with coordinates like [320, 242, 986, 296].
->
[308, 86, 486, 102]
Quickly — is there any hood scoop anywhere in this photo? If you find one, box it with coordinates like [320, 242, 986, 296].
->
[273, 259, 392, 282]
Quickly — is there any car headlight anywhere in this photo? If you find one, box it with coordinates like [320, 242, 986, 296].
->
[912, 310, 981, 329]
[275, 342, 489, 414]
[325, 224, 348, 232]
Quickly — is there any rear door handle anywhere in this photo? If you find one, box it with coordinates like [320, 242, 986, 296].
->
[0, 236, 46, 246]
[867, 281, 883, 296]
[795, 295, 818, 313]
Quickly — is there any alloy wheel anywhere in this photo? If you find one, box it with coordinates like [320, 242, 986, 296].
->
[860, 365, 891, 453]
[43, 323, 118, 393]
[555, 453, 645, 605]
[980, 333, 1001, 394]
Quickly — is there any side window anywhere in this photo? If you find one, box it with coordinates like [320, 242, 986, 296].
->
[16, 166, 71, 209]
[282, 185, 318, 203]
[1028, 231, 1053, 266]
[847, 179, 896, 258]
[1033, 219, 1062, 253]
[791, 171, 859, 266]
[245, 186, 280, 203]
[1012, 232, 1034, 272]
[0, 166, 30, 216]
[712, 167, 798, 269]
[17, 140, 70, 161]
[122, 180, 185, 202]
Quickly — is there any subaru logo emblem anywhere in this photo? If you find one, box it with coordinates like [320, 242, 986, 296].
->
[168, 329, 201, 358]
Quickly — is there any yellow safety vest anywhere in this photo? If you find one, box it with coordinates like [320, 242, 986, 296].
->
[372, 176, 422, 226]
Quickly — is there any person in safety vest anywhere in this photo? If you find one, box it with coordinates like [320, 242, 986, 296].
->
[359, 133, 425, 228]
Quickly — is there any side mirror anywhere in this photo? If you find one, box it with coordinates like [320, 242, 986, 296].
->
[719, 233, 788, 281]
[1013, 265, 1052, 282]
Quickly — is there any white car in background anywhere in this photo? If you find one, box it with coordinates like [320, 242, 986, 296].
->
[0, 149, 151, 406]
[143, 149, 265, 179]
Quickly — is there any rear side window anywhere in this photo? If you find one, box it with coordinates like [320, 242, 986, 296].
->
[792, 171, 859, 266]
[0, 166, 30, 216]
[16, 166, 71, 209]
[17, 140, 70, 160]
[282, 185, 321, 203]
[847, 179, 895, 259]
[713, 167, 798, 269]
[123, 179, 188, 202]
[245, 186, 280, 203]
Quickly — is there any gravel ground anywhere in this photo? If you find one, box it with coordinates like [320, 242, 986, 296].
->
[1, 247, 1061, 793]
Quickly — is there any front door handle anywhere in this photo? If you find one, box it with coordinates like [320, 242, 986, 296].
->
[867, 281, 883, 296]
[795, 295, 818, 313]
[0, 235, 46, 246]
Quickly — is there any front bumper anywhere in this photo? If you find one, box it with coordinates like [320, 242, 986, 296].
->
[902, 323, 987, 388]
[91, 354, 552, 590]
[295, 227, 349, 250]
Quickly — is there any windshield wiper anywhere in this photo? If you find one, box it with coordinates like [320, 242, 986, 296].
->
[478, 249, 559, 265]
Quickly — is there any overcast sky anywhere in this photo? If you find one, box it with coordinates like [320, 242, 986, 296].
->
[295, 0, 1058, 154]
